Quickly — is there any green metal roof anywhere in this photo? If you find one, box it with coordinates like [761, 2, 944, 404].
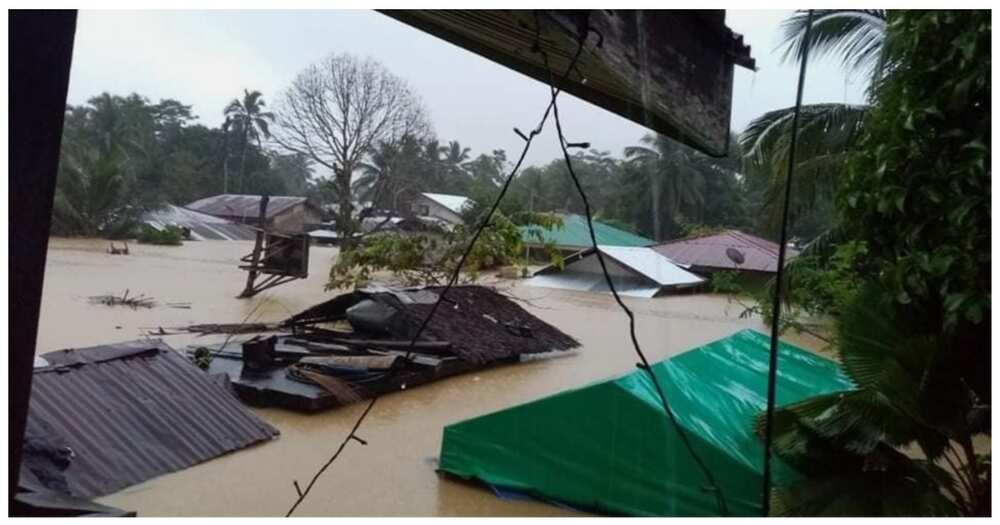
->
[439, 329, 855, 516]
[521, 214, 653, 248]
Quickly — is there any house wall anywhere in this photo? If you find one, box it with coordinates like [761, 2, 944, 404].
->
[270, 205, 324, 233]
[410, 195, 463, 225]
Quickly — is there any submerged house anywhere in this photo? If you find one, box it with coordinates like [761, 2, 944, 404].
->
[407, 192, 474, 226]
[438, 329, 854, 516]
[526, 245, 704, 298]
[521, 214, 653, 254]
[190, 285, 581, 412]
[651, 229, 798, 276]
[185, 194, 323, 234]
[141, 204, 256, 241]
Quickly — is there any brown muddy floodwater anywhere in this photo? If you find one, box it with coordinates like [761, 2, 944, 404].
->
[37, 238, 826, 517]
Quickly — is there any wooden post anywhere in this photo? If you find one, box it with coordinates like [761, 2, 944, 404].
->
[239, 195, 269, 298]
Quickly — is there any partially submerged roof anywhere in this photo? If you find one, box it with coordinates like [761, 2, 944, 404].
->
[23, 340, 278, 499]
[521, 214, 652, 249]
[438, 329, 854, 516]
[651, 229, 798, 273]
[142, 204, 256, 241]
[420, 192, 473, 215]
[285, 285, 580, 365]
[527, 245, 704, 298]
[185, 194, 316, 220]
[381, 10, 754, 156]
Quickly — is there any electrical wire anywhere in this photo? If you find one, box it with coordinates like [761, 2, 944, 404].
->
[284, 28, 593, 517]
[541, 40, 729, 517]
[761, 9, 815, 518]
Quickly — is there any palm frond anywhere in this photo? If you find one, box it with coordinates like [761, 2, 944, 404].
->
[778, 10, 888, 81]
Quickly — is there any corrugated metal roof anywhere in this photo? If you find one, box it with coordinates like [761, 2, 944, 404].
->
[420, 192, 473, 215]
[599, 246, 705, 287]
[651, 230, 798, 273]
[142, 204, 257, 241]
[25, 340, 278, 499]
[521, 214, 652, 248]
[527, 245, 704, 298]
[185, 194, 314, 220]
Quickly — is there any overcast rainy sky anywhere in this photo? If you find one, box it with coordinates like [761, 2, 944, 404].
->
[66, 10, 868, 166]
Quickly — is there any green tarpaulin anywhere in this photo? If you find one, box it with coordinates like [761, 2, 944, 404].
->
[438, 329, 854, 516]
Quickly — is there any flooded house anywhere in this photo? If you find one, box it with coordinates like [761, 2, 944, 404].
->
[520, 213, 653, 256]
[407, 192, 473, 227]
[185, 194, 323, 234]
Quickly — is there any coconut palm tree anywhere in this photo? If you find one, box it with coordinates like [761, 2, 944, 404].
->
[51, 146, 137, 237]
[624, 134, 705, 241]
[740, 10, 887, 234]
[440, 140, 471, 192]
[223, 89, 274, 194]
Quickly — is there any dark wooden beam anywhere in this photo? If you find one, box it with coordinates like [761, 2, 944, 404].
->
[9, 9, 78, 511]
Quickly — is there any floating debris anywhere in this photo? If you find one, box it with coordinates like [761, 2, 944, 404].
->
[88, 289, 155, 309]
[189, 285, 581, 412]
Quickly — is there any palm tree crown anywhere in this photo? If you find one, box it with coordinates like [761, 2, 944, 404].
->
[223, 89, 274, 193]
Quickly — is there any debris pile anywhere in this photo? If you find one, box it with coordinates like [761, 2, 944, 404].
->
[190, 285, 580, 412]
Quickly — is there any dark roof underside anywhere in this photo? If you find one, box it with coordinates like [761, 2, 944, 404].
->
[380, 10, 754, 157]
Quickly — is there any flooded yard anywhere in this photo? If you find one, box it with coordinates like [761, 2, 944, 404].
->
[36, 238, 825, 516]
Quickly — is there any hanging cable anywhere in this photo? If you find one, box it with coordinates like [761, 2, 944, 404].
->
[761, 9, 815, 518]
[541, 44, 729, 516]
[285, 29, 593, 517]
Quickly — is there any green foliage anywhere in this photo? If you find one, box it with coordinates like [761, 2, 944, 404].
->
[758, 283, 989, 516]
[756, 11, 991, 517]
[327, 212, 529, 290]
[840, 10, 990, 331]
[53, 91, 313, 238]
[136, 224, 184, 246]
[52, 147, 139, 237]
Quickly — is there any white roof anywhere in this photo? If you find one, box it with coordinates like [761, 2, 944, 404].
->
[598, 245, 703, 287]
[525, 245, 704, 298]
[421, 192, 473, 215]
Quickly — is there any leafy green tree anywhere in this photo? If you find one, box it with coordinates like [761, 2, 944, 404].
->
[761, 10, 990, 516]
[52, 147, 137, 237]
[223, 89, 274, 194]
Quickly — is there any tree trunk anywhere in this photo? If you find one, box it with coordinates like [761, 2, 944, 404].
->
[239, 131, 249, 194]
[650, 173, 662, 242]
[336, 162, 355, 249]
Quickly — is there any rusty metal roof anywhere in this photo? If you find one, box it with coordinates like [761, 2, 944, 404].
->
[25, 340, 278, 499]
[185, 194, 316, 221]
[142, 204, 257, 241]
[650, 230, 798, 273]
[380, 10, 754, 156]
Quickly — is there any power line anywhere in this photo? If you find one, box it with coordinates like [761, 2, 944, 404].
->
[761, 9, 815, 518]
[542, 41, 729, 517]
[284, 26, 592, 517]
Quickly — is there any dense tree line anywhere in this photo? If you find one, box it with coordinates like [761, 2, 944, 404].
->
[52, 92, 313, 236]
[53, 50, 834, 244]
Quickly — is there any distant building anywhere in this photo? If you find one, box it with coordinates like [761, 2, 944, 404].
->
[409, 192, 473, 226]
[141, 204, 256, 241]
[650, 229, 798, 275]
[526, 245, 705, 298]
[185, 194, 323, 234]
[520, 213, 653, 254]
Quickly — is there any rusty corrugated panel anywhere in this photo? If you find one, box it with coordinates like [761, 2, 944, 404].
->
[379, 10, 754, 156]
[651, 230, 798, 273]
[25, 340, 278, 499]
[185, 194, 312, 221]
